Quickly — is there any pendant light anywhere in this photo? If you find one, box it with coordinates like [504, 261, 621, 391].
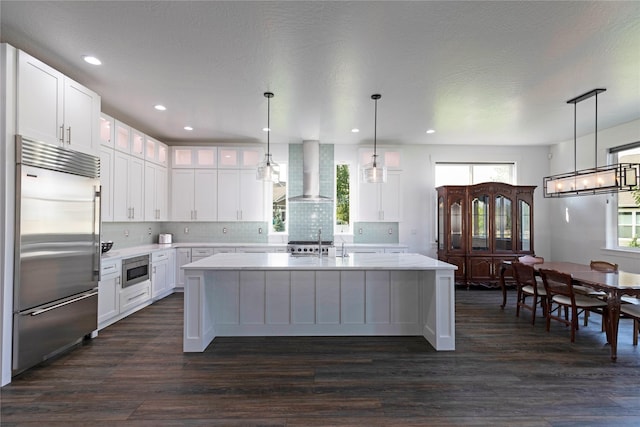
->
[543, 88, 639, 197]
[257, 92, 280, 182]
[362, 94, 387, 183]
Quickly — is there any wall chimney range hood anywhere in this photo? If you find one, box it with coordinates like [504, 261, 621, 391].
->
[289, 140, 332, 202]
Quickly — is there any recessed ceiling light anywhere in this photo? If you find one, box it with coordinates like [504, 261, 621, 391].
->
[154, 104, 167, 111]
[82, 55, 102, 65]
[262, 127, 270, 132]
[426, 129, 436, 134]
[184, 126, 193, 131]
[351, 128, 360, 133]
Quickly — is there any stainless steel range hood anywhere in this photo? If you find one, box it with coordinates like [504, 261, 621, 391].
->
[289, 140, 333, 202]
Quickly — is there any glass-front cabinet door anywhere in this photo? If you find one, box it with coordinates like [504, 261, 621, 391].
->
[450, 199, 464, 251]
[494, 194, 513, 251]
[438, 196, 444, 251]
[471, 194, 489, 251]
[518, 199, 532, 252]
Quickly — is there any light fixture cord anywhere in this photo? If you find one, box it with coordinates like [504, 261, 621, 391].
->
[573, 102, 577, 174]
[373, 97, 378, 167]
[594, 92, 598, 168]
[267, 95, 271, 165]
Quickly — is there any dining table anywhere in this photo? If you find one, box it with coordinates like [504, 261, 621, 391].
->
[499, 260, 640, 361]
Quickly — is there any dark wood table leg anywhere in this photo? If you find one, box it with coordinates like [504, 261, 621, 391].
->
[607, 293, 621, 361]
[499, 263, 508, 309]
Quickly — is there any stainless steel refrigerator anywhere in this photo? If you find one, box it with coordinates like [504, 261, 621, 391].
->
[13, 135, 101, 375]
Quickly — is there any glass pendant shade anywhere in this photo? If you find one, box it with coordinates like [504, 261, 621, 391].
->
[362, 155, 387, 183]
[362, 93, 387, 183]
[256, 153, 280, 183]
[258, 92, 279, 182]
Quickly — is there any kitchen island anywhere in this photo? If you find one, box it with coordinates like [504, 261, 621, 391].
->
[182, 252, 457, 352]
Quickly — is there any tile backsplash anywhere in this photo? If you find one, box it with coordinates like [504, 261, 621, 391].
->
[102, 221, 268, 249]
[287, 143, 334, 241]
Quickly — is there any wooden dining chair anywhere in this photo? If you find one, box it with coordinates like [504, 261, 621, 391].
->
[539, 269, 609, 343]
[513, 262, 546, 325]
[579, 260, 617, 327]
[518, 255, 544, 264]
[621, 301, 640, 346]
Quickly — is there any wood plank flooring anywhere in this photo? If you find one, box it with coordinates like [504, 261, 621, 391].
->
[2, 288, 640, 426]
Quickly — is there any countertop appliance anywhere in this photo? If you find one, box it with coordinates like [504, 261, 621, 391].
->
[122, 254, 150, 288]
[13, 135, 101, 375]
[158, 233, 172, 244]
[287, 241, 333, 256]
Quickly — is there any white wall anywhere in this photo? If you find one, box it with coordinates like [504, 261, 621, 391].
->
[1, 44, 17, 386]
[547, 119, 640, 271]
[336, 143, 552, 258]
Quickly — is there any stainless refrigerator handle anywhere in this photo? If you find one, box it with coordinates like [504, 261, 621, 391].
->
[30, 291, 99, 316]
[93, 186, 101, 281]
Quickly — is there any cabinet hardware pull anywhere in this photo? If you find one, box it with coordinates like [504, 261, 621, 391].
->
[67, 126, 71, 144]
[59, 125, 65, 143]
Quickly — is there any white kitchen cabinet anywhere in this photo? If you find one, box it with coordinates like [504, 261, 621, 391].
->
[358, 170, 402, 222]
[217, 147, 263, 169]
[99, 113, 115, 148]
[172, 146, 217, 168]
[145, 136, 168, 166]
[119, 280, 152, 314]
[175, 248, 191, 290]
[151, 250, 173, 299]
[113, 151, 145, 221]
[213, 247, 236, 254]
[171, 169, 217, 221]
[98, 259, 120, 329]
[191, 247, 215, 260]
[114, 121, 145, 159]
[17, 50, 100, 156]
[144, 162, 168, 221]
[217, 169, 265, 221]
[99, 146, 115, 222]
[167, 250, 176, 292]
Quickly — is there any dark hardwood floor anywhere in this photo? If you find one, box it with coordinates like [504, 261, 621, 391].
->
[3, 288, 640, 426]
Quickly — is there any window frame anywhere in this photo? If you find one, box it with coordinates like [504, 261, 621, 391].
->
[435, 162, 515, 187]
[608, 142, 640, 251]
[334, 161, 353, 235]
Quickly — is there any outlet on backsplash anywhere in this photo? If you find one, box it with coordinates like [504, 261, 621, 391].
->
[184, 227, 189, 234]
[124, 229, 129, 237]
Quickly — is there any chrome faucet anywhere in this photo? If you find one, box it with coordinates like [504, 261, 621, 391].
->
[318, 229, 322, 258]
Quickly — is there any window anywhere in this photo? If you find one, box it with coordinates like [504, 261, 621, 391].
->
[612, 144, 640, 248]
[435, 163, 515, 187]
[272, 163, 287, 233]
[335, 163, 350, 234]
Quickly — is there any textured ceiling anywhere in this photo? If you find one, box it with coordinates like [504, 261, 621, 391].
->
[1, 1, 639, 146]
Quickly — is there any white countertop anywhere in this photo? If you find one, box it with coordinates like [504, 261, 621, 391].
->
[182, 252, 457, 271]
[101, 243, 408, 261]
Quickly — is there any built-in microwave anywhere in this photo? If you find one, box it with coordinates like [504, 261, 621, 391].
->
[121, 254, 150, 288]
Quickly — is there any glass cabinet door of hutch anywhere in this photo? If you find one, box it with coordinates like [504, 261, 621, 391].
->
[471, 195, 489, 250]
[450, 199, 463, 250]
[518, 199, 532, 251]
[494, 195, 512, 250]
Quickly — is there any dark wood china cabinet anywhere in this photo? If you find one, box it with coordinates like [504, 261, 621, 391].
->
[437, 182, 536, 287]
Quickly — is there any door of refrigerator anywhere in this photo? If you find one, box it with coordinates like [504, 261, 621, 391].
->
[16, 164, 100, 311]
[12, 291, 98, 374]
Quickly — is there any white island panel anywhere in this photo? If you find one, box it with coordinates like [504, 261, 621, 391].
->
[316, 272, 340, 324]
[266, 271, 290, 325]
[183, 253, 456, 352]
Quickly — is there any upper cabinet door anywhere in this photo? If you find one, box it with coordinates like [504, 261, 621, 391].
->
[17, 50, 64, 145]
[172, 146, 217, 168]
[63, 78, 100, 155]
[99, 114, 115, 148]
[17, 50, 100, 156]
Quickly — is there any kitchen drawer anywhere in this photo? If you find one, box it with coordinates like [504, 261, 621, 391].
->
[100, 260, 121, 280]
[120, 280, 151, 313]
[152, 250, 171, 262]
[191, 248, 214, 258]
